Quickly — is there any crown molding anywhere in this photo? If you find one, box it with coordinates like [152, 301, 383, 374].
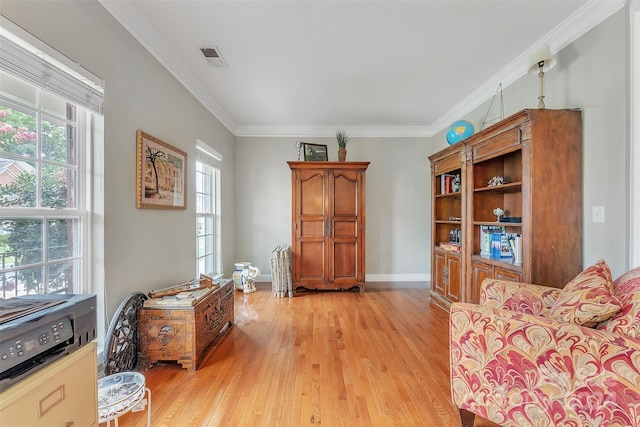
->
[100, 0, 625, 138]
[98, 0, 237, 134]
[234, 124, 436, 138]
[430, 0, 626, 136]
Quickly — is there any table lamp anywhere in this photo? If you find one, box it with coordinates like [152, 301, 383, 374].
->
[528, 44, 556, 109]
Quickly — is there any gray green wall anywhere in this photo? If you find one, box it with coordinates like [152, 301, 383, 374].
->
[1, 1, 237, 326]
[234, 136, 435, 283]
[441, 7, 629, 278]
[236, 7, 631, 281]
[0, 1, 632, 330]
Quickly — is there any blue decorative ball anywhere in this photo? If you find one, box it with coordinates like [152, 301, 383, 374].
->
[446, 120, 475, 145]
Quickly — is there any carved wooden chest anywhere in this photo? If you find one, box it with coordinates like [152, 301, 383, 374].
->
[138, 279, 234, 371]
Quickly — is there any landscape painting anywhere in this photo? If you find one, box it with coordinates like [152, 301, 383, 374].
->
[136, 130, 187, 209]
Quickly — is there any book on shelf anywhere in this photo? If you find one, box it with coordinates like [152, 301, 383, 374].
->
[508, 234, 522, 263]
[440, 173, 457, 194]
[490, 233, 501, 259]
[499, 234, 512, 258]
[487, 232, 521, 260]
[480, 225, 505, 256]
[439, 242, 461, 252]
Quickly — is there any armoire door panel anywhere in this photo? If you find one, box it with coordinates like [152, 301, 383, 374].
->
[332, 219, 357, 238]
[332, 241, 358, 279]
[333, 171, 359, 216]
[298, 241, 326, 280]
[300, 219, 326, 238]
[299, 172, 327, 217]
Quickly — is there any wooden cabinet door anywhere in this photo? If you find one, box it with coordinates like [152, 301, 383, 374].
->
[293, 169, 329, 284]
[446, 254, 462, 303]
[331, 169, 363, 284]
[471, 261, 521, 303]
[495, 266, 521, 282]
[433, 251, 446, 296]
[472, 262, 492, 303]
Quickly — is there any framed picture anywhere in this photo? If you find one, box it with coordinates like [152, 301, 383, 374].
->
[302, 143, 328, 161]
[136, 130, 187, 209]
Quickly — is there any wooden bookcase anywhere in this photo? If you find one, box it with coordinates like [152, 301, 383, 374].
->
[429, 143, 467, 308]
[429, 109, 582, 308]
[288, 161, 369, 293]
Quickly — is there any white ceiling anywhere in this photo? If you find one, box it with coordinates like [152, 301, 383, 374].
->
[99, 0, 622, 137]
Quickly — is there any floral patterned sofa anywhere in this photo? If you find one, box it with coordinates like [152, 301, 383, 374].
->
[450, 260, 640, 427]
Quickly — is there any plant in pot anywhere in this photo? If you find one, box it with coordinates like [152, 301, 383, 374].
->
[336, 129, 350, 161]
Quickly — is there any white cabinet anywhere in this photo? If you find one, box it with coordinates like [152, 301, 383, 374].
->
[0, 342, 98, 426]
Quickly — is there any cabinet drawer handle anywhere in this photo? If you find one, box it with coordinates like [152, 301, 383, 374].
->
[39, 385, 65, 417]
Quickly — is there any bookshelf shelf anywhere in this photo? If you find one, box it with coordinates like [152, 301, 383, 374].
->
[435, 191, 462, 199]
[473, 221, 522, 227]
[429, 109, 583, 308]
[472, 254, 522, 268]
[473, 182, 522, 193]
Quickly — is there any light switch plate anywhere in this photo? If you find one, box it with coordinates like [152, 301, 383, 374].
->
[592, 206, 605, 223]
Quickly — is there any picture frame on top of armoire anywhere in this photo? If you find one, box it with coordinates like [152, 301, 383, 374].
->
[302, 143, 328, 161]
[136, 130, 187, 210]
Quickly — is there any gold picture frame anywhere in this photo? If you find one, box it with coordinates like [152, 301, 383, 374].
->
[136, 130, 187, 209]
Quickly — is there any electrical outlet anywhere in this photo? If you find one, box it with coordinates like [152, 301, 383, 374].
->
[592, 206, 605, 223]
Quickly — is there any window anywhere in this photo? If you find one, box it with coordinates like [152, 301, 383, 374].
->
[0, 72, 87, 297]
[0, 24, 103, 300]
[195, 141, 222, 277]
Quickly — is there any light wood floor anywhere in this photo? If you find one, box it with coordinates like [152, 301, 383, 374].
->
[118, 285, 498, 426]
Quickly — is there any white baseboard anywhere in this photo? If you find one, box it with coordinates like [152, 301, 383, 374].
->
[365, 273, 430, 282]
[256, 273, 430, 283]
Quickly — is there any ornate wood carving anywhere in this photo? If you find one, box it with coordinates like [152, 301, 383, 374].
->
[138, 280, 234, 371]
[103, 292, 148, 375]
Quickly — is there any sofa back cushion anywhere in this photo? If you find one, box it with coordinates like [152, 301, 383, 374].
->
[549, 259, 621, 327]
[598, 266, 640, 338]
[480, 279, 559, 316]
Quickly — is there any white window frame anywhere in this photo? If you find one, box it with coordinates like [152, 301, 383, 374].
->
[0, 91, 89, 296]
[195, 140, 222, 278]
[0, 18, 105, 343]
[631, 0, 640, 269]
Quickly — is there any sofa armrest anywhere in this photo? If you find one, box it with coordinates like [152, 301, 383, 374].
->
[450, 302, 640, 427]
[479, 279, 560, 316]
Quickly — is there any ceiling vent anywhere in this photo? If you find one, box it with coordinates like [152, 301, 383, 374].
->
[200, 47, 227, 67]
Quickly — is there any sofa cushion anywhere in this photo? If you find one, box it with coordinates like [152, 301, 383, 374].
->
[598, 266, 640, 338]
[549, 259, 621, 327]
[480, 279, 560, 316]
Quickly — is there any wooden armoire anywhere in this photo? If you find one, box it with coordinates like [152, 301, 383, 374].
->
[288, 161, 369, 293]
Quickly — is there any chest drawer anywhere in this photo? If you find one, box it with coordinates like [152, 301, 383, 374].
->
[0, 342, 98, 427]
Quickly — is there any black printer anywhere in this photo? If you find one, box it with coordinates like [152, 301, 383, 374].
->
[0, 293, 97, 391]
